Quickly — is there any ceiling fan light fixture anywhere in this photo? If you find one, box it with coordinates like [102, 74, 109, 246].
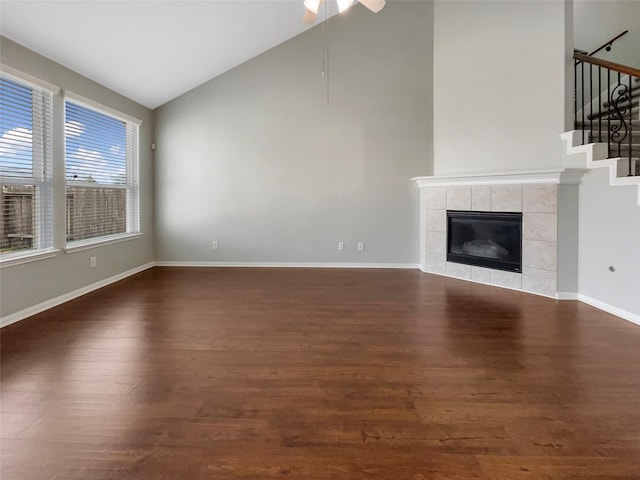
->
[303, 8, 318, 24]
[336, 0, 354, 13]
[301, 0, 385, 25]
[304, 0, 321, 14]
[359, 0, 386, 13]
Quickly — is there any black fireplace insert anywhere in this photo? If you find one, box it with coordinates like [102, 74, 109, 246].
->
[447, 210, 522, 272]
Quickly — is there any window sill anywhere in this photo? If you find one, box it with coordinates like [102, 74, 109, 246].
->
[65, 233, 143, 254]
[0, 248, 59, 269]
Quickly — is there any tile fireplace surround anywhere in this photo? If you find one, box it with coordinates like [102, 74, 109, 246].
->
[413, 169, 587, 298]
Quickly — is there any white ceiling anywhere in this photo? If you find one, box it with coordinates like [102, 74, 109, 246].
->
[0, 1, 340, 109]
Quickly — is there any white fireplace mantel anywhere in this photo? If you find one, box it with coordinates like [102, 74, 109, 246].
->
[412, 168, 589, 188]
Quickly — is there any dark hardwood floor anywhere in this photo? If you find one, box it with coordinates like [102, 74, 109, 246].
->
[1, 267, 640, 479]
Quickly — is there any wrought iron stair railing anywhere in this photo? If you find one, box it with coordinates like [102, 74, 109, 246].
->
[574, 51, 640, 176]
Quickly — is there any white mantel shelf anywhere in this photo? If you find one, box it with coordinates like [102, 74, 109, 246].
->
[412, 168, 589, 188]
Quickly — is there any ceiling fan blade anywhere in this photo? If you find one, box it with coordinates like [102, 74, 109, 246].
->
[304, 0, 321, 14]
[303, 8, 318, 24]
[337, 0, 354, 13]
[359, 0, 386, 13]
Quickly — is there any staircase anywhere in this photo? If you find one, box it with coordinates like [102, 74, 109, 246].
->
[577, 120, 640, 176]
[577, 76, 640, 174]
[562, 50, 640, 204]
[572, 52, 640, 177]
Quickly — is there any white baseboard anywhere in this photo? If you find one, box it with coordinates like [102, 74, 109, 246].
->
[557, 292, 579, 300]
[420, 270, 637, 325]
[0, 262, 155, 328]
[154, 261, 420, 269]
[577, 294, 640, 327]
[4, 262, 637, 330]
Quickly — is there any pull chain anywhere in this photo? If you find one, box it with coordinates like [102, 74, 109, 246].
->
[321, 0, 329, 106]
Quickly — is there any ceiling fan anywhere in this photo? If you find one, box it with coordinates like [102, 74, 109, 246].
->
[303, 0, 386, 24]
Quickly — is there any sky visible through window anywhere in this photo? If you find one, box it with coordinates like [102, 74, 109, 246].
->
[65, 101, 127, 185]
[0, 76, 126, 185]
[0, 77, 34, 178]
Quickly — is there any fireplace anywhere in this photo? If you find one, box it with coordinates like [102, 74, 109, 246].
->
[415, 172, 584, 297]
[447, 210, 522, 273]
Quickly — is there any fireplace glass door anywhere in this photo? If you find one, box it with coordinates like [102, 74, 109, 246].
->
[447, 211, 522, 272]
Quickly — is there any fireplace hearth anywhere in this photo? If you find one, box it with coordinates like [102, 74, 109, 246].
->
[447, 210, 522, 273]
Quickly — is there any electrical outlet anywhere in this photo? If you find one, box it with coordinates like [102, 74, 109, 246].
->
[357, 242, 365, 252]
[212, 241, 219, 250]
[89, 256, 96, 268]
[338, 242, 344, 251]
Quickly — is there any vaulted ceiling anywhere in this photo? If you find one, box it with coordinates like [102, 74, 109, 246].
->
[0, 1, 342, 109]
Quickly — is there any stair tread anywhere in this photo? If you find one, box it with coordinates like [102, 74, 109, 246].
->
[587, 103, 639, 121]
[586, 130, 640, 135]
[588, 137, 640, 142]
[577, 121, 640, 127]
[602, 88, 640, 108]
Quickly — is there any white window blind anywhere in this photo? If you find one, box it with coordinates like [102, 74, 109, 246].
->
[0, 75, 53, 259]
[64, 99, 139, 245]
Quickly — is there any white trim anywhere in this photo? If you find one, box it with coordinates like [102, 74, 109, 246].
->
[577, 294, 640, 327]
[557, 292, 579, 300]
[418, 188, 426, 272]
[64, 90, 142, 126]
[3, 262, 637, 330]
[421, 266, 639, 324]
[65, 233, 142, 254]
[0, 249, 59, 269]
[412, 168, 589, 188]
[0, 262, 155, 328]
[613, 175, 640, 186]
[560, 131, 640, 205]
[154, 261, 420, 269]
[524, 290, 559, 300]
[0, 64, 60, 94]
[421, 271, 638, 325]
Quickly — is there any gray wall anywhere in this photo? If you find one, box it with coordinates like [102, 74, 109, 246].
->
[574, 0, 640, 69]
[573, 1, 640, 320]
[0, 37, 155, 319]
[433, 0, 570, 175]
[557, 184, 580, 295]
[154, 2, 433, 265]
[578, 168, 640, 318]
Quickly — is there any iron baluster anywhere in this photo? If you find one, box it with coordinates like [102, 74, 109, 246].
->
[608, 70, 611, 156]
[629, 75, 633, 176]
[610, 72, 629, 160]
[573, 50, 640, 175]
[590, 64, 593, 138]
[582, 62, 585, 144]
[598, 66, 602, 142]
[574, 61, 578, 133]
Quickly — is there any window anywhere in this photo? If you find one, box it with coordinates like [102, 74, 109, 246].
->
[0, 75, 53, 259]
[64, 96, 139, 247]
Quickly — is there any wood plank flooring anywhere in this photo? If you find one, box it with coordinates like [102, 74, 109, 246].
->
[2, 267, 640, 479]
